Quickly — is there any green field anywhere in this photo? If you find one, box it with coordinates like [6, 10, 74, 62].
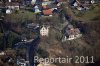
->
[6, 10, 36, 23]
[76, 4, 100, 22]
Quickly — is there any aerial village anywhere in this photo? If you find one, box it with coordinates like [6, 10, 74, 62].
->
[0, 0, 100, 66]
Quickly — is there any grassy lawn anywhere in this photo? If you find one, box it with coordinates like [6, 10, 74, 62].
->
[76, 4, 100, 22]
[6, 10, 36, 23]
[65, 3, 100, 23]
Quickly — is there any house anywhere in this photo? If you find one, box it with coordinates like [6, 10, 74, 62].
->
[43, 9, 53, 16]
[73, 2, 78, 7]
[0, 2, 9, 14]
[6, 2, 20, 10]
[66, 28, 82, 40]
[42, 1, 51, 9]
[42, 0, 53, 9]
[62, 24, 82, 41]
[40, 25, 50, 36]
[0, 1, 20, 14]
[6, 9, 12, 14]
[41, 0, 58, 16]
[41, 0, 53, 16]
[68, 0, 76, 6]
[0, 51, 5, 55]
[77, 6, 84, 11]
[31, 0, 36, 5]
[69, 0, 88, 11]
[91, 0, 95, 4]
[34, 5, 41, 13]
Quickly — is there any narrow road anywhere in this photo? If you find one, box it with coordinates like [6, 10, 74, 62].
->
[14, 36, 40, 66]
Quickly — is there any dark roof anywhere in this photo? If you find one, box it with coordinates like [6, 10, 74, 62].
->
[5, 2, 19, 6]
[65, 24, 81, 36]
[66, 28, 80, 36]
[69, 0, 76, 4]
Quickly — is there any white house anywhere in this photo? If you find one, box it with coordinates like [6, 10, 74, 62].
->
[34, 5, 41, 13]
[77, 6, 83, 11]
[40, 25, 50, 36]
[6, 3, 20, 10]
[73, 2, 78, 7]
[0, 52, 5, 55]
[31, 0, 36, 5]
[91, 0, 95, 4]
[62, 25, 82, 42]
[6, 9, 12, 14]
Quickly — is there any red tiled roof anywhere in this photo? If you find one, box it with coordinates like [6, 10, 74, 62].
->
[43, 9, 53, 15]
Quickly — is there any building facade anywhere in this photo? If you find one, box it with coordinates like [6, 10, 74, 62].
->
[40, 25, 50, 36]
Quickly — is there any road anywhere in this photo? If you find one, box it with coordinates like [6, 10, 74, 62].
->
[14, 36, 40, 66]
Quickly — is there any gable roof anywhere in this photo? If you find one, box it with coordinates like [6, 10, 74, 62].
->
[57, 0, 65, 2]
[43, 9, 53, 15]
[66, 28, 80, 36]
[6, 2, 19, 6]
